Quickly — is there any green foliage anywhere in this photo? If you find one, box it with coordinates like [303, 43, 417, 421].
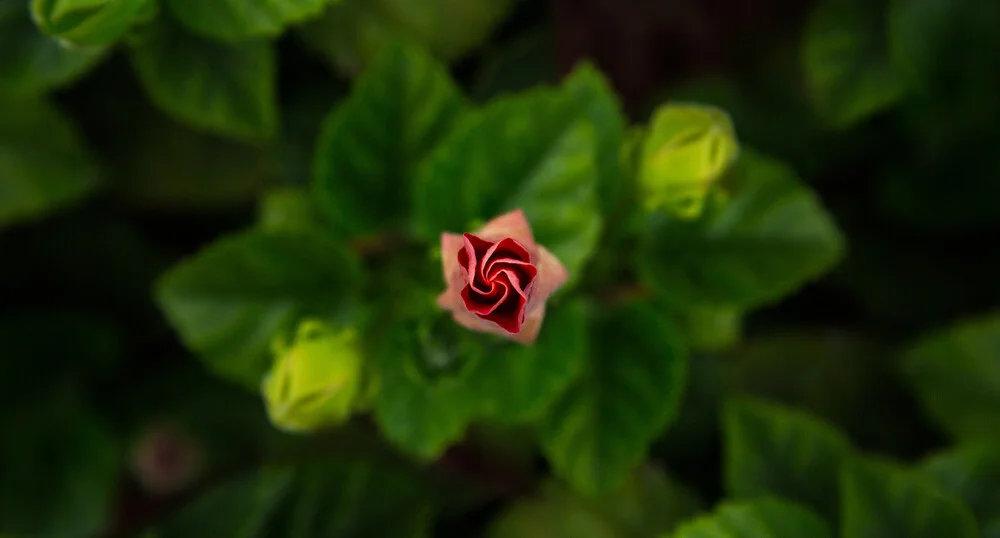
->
[165, 0, 328, 41]
[668, 497, 833, 538]
[31, 0, 152, 47]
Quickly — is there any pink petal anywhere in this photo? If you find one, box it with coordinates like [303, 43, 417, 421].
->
[476, 209, 536, 248]
[510, 305, 546, 345]
[440, 233, 467, 292]
[525, 245, 568, 316]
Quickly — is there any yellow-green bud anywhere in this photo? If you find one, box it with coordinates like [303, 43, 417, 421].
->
[261, 319, 367, 433]
[638, 103, 739, 219]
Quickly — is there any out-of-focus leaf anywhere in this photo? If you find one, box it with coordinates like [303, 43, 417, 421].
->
[470, 26, 557, 102]
[413, 88, 602, 286]
[0, 98, 102, 230]
[540, 302, 688, 495]
[638, 149, 844, 310]
[0, 0, 107, 97]
[0, 393, 119, 538]
[128, 16, 277, 141]
[920, 442, 1000, 524]
[296, 0, 513, 76]
[312, 41, 468, 238]
[840, 457, 980, 538]
[257, 186, 327, 234]
[723, 398, 852, 522]
[155, 229, 363, 389]
[803, 0, 902, 127]
[901, 313, 1000, 440]
[669, 497, 833, 538]
[165, 0, 327, 41]
[31, 0, 153, 47]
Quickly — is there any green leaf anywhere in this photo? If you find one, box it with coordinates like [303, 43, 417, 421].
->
[985, 520, 1000, 538]
[128, 16, 277, 141]
[561, 63, 627, 219]
[165, 0, 327, 41]
[414, 89, 602, 284]
[295, 0, 513, 76]
[921, 443, 1000, 523]
[540, 302, 688, 495]
[638, 148, 844, 309]
[312, 41, 468, 238]
[669, 497, 832, 538]
[155, 229, 363, 389]
[374, 299, 587, 459]
[31, 0, 152, 47]
[802, 0, 903, 127]
[0, 396, 120, 538]
[840, 457, 980, 538]
[258, 186, 327, 234]
[0, 0, 107, 97]
[901, 313, 1000, 440]
[723, 398, 852, 522]
[0, 98, 103, 230]
[470, 26, 557, 102]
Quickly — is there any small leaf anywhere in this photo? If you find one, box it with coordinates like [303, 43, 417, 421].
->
[901, 313, 1000, 440]
[128, 16, 277, 141]
[414, 88, 602, 284]
[155, 229, 363, 389]
[31, 0, 152, 47]
[0, 0, 107, 97]
[312, 41, 468, 238]
[840, 457, 980, 538]
[0, 98, 103, 230]
[723, 398, 852, 522]
[540, 302, 688, 495]
[921, 442, 1000, 523]
[638, 148, 844, 309]
[670, 497, 833, 538]
[802, 0, 903, 127]
[165, 0, 327, 41]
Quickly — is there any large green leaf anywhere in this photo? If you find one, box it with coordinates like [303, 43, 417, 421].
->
[155, 229, 363, 389]
[312, 41, 468, 238]
[31, 0, 153, 47]
[0, 395, 120, 538]
[802, 0, 902, 127]
[0, 0, 107, 97]
[166, 0, 327, 41]
[723, 398, 852, 522]
[921, 443, 1000, 524]
[128, 16, 277, 141]
[374, 299, 587, 459]
[840, 457, 980, 538]
[295, 0, 513, 76]
[540, 302, 688, 495]
[0, 98, 103, 230]
[413, 88, 602, 284]
[638, 148, 844, 310]
[669, 497, 832, 538]
[901, 313, 1000, 440]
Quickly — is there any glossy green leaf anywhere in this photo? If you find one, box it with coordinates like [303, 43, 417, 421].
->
[638, 148, 844, 309]
[155, 229, 363, 389]
[312, 41, 468, 238]
[0, 0, 107, 97]
[295, 0, 513, 76]
[128, 16, 277, 141]
[669, 497, 832, 538]
[540, 302, 688, 495]
[723, 398, 852, 522]
[803, 0, 903, 127]
[374, 299, 587, 459]
[0, 98, 103, 230]
[414, 89, 602, 284]
[840, 457, 980, 538]
[166, 0, 327, 41]
[921, 443, 1000, 523]
[0, 398, 120, 538]
[31, 0, 152, 47]
[901, 313, 1000, 440]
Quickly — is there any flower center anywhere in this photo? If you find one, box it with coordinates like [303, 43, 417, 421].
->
[456, 233, 538, 333]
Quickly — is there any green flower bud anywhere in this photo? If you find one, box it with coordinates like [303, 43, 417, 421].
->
[638, 103, 739, 219]
[261, 319, 370, 433]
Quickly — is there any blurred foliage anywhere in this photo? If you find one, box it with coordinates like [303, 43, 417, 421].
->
[2, 0, 999, 537]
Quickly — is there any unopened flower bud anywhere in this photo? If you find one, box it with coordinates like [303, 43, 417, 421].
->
[638, 103, 739, 219]
[261, 319, 369, 433]
[129, 422, 204, 496]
